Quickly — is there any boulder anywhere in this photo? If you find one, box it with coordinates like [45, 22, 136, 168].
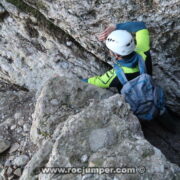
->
[30, 76, 113, 144]
[0, 139, 11, 153]
[13, 155, 29, 167]
[22, 77, 179, 180]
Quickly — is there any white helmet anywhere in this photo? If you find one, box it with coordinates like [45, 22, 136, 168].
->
[106, 30, 135, 56]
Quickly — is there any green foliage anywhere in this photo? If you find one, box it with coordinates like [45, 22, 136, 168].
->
[37, 128, 51, 138]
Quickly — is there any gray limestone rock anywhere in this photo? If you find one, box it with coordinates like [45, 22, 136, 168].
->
[6, 167, 13, 176]
[89, 127, 118, 152]
[4, 156, 14, 167]
[0, 139, 11, 153]
[23, 124, 30, 132]
[0, 0, 107, 92]
[0, 175, 4, 180]
[13, 155, 29, 167]
[20, 140, 53, 180]
[22, 77, 179, 180]
[13, 168, 22, 176]
[14, 112, 22, 120]
[30, 76, 113, 145]
[0, 1, 180, 180]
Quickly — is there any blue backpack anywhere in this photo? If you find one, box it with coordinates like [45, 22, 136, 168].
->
[114, 55, 166, 120]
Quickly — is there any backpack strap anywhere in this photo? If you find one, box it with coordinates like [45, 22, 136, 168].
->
[113, 63, 128, 85]
[113, 54, 147, 85]
[138, 55, 147, 74]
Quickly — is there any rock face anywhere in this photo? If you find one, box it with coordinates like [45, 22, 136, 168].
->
[0, 0, 107, 91]
[30, 76, 114, 144]
[21, 76, 179, 180]
[0, 81, 35, 180]
[21, 0, 180, 114]
[0, 0, 179, 114]
[0, 0, 180, 180]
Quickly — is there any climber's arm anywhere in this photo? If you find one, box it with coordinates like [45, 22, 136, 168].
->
[82, 69, 116, 88]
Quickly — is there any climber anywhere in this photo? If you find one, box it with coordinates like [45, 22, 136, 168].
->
[82, 21, 179, 133]
[82, 21, 152, 92]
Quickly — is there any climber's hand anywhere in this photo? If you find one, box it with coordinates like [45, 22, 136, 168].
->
[97, 24, 116, 41]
